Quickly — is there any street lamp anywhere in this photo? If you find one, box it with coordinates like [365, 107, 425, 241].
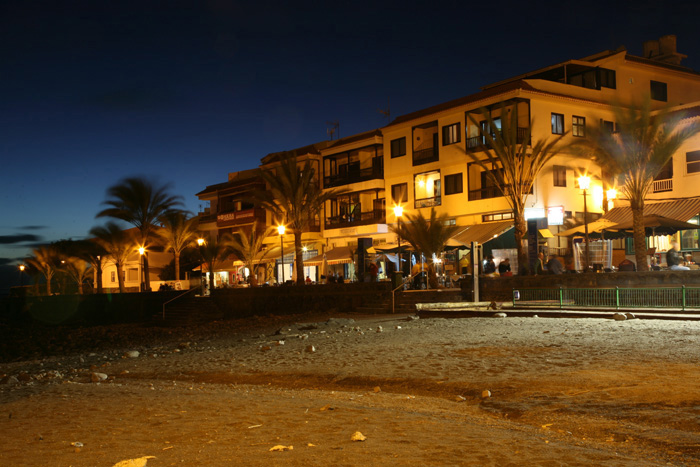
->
[393, 205, 403, 276]
[278, 224, 286, 285]
[197, 238, 205, 295]
[19, 264, 25, 287]
[578, 175, 591, 272]
[138, 246, 146, 291]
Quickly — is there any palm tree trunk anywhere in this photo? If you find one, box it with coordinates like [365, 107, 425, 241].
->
[513, 212, 528, 275]
[45, 271, 53, 296]
[428, 265, 438, 289]
[632, 205, 648, 272]
[96, 257, 103, 293]
[143, 253, 151, 291]
[117, 264, 125, 293]
[294, 232, 305, 285]
[174, 253, 181, 281]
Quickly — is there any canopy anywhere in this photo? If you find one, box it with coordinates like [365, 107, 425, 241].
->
[305, 246, 354, 266]
[556, 218, 619, 237]
[452, 220, 513, 245]
[604, 198, 700, 225]
[611, 215, 699, 235]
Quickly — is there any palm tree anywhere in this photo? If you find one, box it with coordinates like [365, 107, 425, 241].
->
[52, 238, 106, 293]
[26, 245, 60, 295]
[97, 177, 183, 291]
[251, 155, 345, 285]
[390, 208, 460, 288]
[576, 98, 700, 271]
[198, 236, 232, 291]
[61, 257, 92, 294]
[462, 105, 566, 275]
[90, 222, 136, 293]
[228, 224, 279, 287]
[157, 212, 199, 281]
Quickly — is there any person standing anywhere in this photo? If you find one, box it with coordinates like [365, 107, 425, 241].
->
[498, 258, 512, 276]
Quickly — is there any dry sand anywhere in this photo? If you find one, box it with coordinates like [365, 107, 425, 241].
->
[1, 312, 700, 466]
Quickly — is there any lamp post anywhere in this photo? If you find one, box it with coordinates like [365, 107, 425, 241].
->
[197, 238, 205, 295]
[19, 264, 25, 287]
[393, 205, 403, 276]
[138, 246, 146, 291]
[278, 224, 286, 285]
[578, 175, 591, 272]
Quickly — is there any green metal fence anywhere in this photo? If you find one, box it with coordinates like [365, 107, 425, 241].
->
[512, 286, 700, 311]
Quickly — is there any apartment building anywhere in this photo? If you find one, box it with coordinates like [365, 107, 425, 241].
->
[197, 36, 700, 282]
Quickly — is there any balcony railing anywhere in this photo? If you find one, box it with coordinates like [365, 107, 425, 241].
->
[198, 212, 217, 224]
[414, 196, 441, 208]
[216, 207, 266, 227]
[466, 127, 530, 149]
[652, 178, 673, 193]
[324, 162, 383, 188]
[325, 210, 386, 229]
[412, 147, 438, 166]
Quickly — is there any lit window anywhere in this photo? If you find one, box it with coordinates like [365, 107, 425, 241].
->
[442, 123, 461, 146]
[572, 116, 586, 137]
[414, 171, 441, 208]
[551, 113, 564, 135]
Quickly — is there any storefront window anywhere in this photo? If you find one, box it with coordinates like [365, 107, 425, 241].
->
[681, 215, 700, 250]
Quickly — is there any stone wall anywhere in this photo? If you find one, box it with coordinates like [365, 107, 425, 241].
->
[478, 270, 700, 302]
[211, 282, 392, 319]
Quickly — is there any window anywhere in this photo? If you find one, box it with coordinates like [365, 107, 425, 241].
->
[601, 119, 615, 134]
[391, 183, 408, 204]
[553, 166, 567, 187]
[650, 80, 667, 102]
[414, 171, 441, 208]
[483, 212, 513, 222]
[111, 271, 116, 283]
[390, 137, 406, 158]
[442, 123, 461, 146]
[599, 68, 616, 89]
[572, 116, 585, 137]
[444, 173, 463, 195]
[551, 113, 564, 135]
[687, 150, 700, 174]
[681, 215, 699, 250]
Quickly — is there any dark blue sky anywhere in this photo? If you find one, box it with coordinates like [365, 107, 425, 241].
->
[2, 0, 699, 292]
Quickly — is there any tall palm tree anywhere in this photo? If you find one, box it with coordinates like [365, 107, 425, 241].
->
[576, 98, 700, 271]
[198, 236, 232, 291]
[251, 155, 345, 285]
[157, 212, 199, 281]
[26, 245, 60, 295]
[463, 105, 566, 275]
[97, 177, 183, 291]
[52, 238, 106, 293]
[228, 224, 279, 287]
[61, 257, 92, 295]
[90, 222, 136, 293]
[390, 208, 460, 288]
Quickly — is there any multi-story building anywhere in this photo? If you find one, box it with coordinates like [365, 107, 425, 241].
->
[197, 36, 700, 282]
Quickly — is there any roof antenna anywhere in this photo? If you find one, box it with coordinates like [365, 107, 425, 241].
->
[378, 98, 391, 122]
[326, 120, 339, 140]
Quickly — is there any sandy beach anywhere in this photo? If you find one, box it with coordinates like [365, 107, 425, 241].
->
[1, 311, 699, 466]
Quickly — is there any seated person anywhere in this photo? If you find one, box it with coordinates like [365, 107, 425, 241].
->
[546, 257, 564, 275]
[667, 241, 690, 271]
[498, 258, 512, 276]
[483, 255, 496, 275]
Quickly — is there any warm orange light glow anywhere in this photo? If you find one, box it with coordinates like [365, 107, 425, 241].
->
[393, 205, 403, 218]
[277, 224, 286, 236]
[606, 188, 617, 200]
[197, 238, 205, 246]
[578, 175, 591, 190]
[19, 265, 25, 272]
[138, 247, 145, 255]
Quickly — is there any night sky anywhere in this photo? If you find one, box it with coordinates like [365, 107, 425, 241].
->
[2, 0, 699, 293]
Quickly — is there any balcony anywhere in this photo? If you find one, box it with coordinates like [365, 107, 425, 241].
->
[324, 162, 383, 188]
[653, 178, 673, 193]
[415, 196, 441, 208]
[325, 210, 386, 230]
[198, 212, 217, 224]
[413, 147, 438, 166]
[466, 127, 530, 149]
[216, 207, 266, 227]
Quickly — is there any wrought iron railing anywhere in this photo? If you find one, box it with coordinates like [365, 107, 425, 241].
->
[412, 147, 439, 166]
[512, 286, 700, 311]
[325, 210, 385, 229]
[324, 163, 383, 187]
[466, 127, 530, 149]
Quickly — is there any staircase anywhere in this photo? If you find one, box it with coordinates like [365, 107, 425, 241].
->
[354, 288, 466, 314]
[153, 296, 223, 326]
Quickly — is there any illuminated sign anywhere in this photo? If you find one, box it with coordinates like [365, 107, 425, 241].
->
[547, 206, 564, 226]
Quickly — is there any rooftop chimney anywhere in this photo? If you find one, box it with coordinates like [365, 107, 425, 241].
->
[642, 35, 687, 66]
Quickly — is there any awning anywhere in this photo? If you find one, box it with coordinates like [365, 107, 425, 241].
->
[538, 228, 554, 238]
[452, 220, 513, 245]
[305, 246, 354, 266]
[603, 198, 700, 224]
[556, 218, 619, 237]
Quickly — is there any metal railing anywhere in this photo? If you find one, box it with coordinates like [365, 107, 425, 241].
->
[652, 178, 673, 193]
[512, 286, 700, 311]
[466, 127, 530, 149]
[325, 210, 385, 229]
[161, 286, 200, 320]
[392, 275, 414, 314]
[324, 162, 383, 187]
[412, 147, 439, 166]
